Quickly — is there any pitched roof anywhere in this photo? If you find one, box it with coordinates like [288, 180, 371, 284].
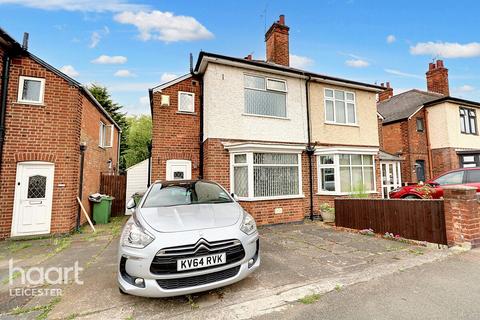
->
[377, 89, 444, 124]
[194, 51, 384, 92]
[0, 27, 120, 130]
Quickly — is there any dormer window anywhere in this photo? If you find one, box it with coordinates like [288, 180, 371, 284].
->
[244, 74, 287, 118]
[17, 76, 45, 104]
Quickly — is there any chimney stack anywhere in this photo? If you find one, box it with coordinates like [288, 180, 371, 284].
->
[378, 82, 393, 102]
[426, 60, 449, 95]
[265, 14, 290, 66]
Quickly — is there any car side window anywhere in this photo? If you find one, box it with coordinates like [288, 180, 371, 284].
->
[435, 171, 465, 185]
[466, 170, 480, 183]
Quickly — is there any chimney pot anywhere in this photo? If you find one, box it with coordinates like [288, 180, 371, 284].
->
[386, 81, 390, 88]
[429, 62, 435, 70]
[245, 54, 252, 60]
[279, 14, 285, 25]
[378, 81, 394, 102]
[436, 60, 444, 68]
[381, 82, 384, 87]
[22, 32, 29, 50]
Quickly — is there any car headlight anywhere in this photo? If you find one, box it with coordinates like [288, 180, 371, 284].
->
[240, 212, 257, 235]
[121, 220, 154, 249]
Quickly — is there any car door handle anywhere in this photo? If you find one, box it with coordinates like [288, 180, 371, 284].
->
[29, 200, 43, 205]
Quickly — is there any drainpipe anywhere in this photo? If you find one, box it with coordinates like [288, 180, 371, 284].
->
[0, 53, 11, 178]
[76, 143, 87, 231]
[198, 74, 204, 179]
[147, 140, 152, 187]
[424, 108, 434, 179]
[304, 75, 316, 221]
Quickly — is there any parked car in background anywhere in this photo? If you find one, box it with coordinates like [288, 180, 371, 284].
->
[389, 168, 480, 199]
[118, 180, 260, 297]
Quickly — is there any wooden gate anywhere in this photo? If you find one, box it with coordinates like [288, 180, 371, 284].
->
[100, 174, 126, 216]
[334, 199, 447, 245]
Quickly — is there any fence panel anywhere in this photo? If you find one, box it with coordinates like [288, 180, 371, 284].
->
[334, 199, 447, 245]
[100, 174, 126, 217]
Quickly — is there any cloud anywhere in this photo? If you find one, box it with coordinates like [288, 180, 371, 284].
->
[160, 72, 179, 83]
[91, 55, 127, 64]
[59, 65, 79, 77]
[0, 0, 149, 12]
[410, 41, 480, 58]
[458, 84, 475, 92]
[386, 35, 396, 44]
[345, 59, 369, 68]
[139, 95, 149, 106]
[114, 69, 135, 77]
[89, 26, 109, 48]
[290, 54, 314, 69]
[114, 10, 214, 42]
[384, 68, 422, 79]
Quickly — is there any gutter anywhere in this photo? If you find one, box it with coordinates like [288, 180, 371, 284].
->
[0, 53, 11, 178]
[304, 75, 316, 221]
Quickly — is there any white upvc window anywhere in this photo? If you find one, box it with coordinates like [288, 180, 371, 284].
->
[317, 151, 376, 195]
[324, 88, 357, 125]
[178, 91, 195, 113]
[244, 74, 287, 118]
[230, 151, 302, 200]
[17, 76, 45, 105]
[99, 122, 113, 148]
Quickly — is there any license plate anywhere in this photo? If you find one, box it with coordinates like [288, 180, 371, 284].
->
[177, 252, 226, 271]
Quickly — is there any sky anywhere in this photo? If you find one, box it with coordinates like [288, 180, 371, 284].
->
[1, 0, 480, 115]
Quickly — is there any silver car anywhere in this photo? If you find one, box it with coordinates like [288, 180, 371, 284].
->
[118, 180, 260, 297]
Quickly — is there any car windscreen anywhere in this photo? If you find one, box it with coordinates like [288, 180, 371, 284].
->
[142, 181, 233, 208]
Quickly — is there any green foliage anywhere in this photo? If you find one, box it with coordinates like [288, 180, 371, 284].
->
[124, 115, 152, 168]
[319, 202, 334, 213]
[88, 84, 129, 172]
[350, 183, 369, 198]
[298, 293, 322, 304]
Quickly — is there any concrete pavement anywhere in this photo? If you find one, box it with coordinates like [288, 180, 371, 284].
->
[256, 248, 480, 320]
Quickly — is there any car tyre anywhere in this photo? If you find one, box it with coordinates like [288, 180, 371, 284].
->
[404, 195, 421, 199]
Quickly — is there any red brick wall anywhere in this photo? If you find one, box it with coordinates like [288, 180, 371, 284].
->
[0, 54, 83, 238]
[79, 95, 119, 218]
[431, 148, 459, 178]
[151, 76, 201, 182]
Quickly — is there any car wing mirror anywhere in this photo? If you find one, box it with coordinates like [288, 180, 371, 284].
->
[126, 198, 136, 211]
[231, 193, 239, 201]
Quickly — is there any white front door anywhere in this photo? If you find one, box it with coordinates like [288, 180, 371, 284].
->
[166, 160, 192, 180]
[380, 161, 402, 198]
[12, 162, 55, 236]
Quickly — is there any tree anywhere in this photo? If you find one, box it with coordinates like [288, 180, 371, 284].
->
[88, 84, 129, 171]
[124, 115, 152, 168]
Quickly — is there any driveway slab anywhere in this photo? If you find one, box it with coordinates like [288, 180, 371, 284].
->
[0, 220, 454, 320]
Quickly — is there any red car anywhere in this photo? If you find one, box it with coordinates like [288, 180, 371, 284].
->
[389, 167, 480, 199]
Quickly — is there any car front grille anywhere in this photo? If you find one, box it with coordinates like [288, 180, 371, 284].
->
[156, 266, 241, 290]
[150, 239, 245, 275]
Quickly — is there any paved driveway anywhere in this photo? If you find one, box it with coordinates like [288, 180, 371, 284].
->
[0, 219, 453, 319]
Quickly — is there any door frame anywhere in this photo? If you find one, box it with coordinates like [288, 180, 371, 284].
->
[166, 159, 192, 180]
[380, 161, 402, 198]
[11, 161, 55, 237]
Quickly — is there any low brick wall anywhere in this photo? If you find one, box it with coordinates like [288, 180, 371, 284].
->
[443, 186, 480, 248]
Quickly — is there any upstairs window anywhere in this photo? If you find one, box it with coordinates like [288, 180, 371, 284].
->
[460, 107, 477, 135]
[99, 122, 113, 148]
[324, 88, 356, 125]
[416, 118, 424, 132]
[17, 76, 45, 104]
[244, 75, 287, 118]
[178, 91, 195, 113]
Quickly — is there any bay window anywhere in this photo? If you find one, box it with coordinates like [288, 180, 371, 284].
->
[317, 152, 376, 194]
[230, 150, 302, 200]
[244, 74, 287, 118]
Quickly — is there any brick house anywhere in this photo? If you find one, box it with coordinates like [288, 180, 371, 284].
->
[0, 29, 120, 239]
[150, 15, 383, 225]
[378, 60, 480, 185]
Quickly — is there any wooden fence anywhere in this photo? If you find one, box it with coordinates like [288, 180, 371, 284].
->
[334, 198, 447, 245]
[100, 174, 126, 216]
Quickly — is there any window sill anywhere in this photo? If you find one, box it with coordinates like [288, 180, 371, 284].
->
[324, 122, 359, 127]
[242, 113, 290, 120]
[15, 101, 45, 106]
[316, 191, 378, 196]
[238, 194, 305, 202]
[98, 145, 112, 149]
[176, 111, 197, 116]
[461, 132, 478, 136]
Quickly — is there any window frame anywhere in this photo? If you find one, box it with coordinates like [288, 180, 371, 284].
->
[99, 121, 114, 148]
[17, 76, 46, 105]
[177, 91, 195, 113]
[460, 107, 477, 135]
[229, 150, 303, 201]
[416, 117, 425, 132]
[324, 88, 358, 126]
[243, 73, 288, 118]
[316, 150, 377, 195]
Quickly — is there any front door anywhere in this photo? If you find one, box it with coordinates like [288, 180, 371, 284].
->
[381, 161, 402, 198]
[166, 160, 192, 180]
[12, 162, 55, 237]
[415, 160, 426, 183]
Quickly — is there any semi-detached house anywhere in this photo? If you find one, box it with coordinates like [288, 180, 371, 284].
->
[150, 15, 384, 224]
